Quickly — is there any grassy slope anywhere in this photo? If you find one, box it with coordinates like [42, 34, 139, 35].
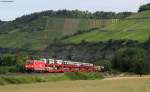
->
[0, 17, 111, 50]
[64, 11, 150, 44]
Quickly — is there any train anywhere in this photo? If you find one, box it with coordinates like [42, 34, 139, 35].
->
[25, 58, 101, 73]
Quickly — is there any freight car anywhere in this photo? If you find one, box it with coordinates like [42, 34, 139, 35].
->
[25, 58, 99, 73]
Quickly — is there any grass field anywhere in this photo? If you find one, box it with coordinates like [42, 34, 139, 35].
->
[0, 77, 150, 92]
[0, 72, 103, 85]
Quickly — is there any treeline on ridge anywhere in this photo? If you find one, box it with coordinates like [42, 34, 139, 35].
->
[0, 10, 134, 34]
[138, 3, 150, 12]
[14, 10, 133, 23]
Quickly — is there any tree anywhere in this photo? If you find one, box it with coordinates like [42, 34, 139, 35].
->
[112, 47, 148, 76]
[116, 12, 134, 19]
[0, 54, 16, 66]
[0, 20, 5, 25]
[94, 60, 112, 71]
[0, 53, 28, 73]
[138, 3, 150, 12]
[15, 53, 28, 72]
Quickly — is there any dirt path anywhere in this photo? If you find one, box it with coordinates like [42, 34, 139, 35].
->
[104, 75, 150, 80]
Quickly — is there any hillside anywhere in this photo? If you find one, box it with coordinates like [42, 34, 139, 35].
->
[64, 11, 150, 44]
[0, 9, 135, 50]
[0, 17, 112, 50]
[0, 21, 5, 25]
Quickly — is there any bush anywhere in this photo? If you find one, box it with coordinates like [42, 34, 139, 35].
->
[65, 72, 87, 80]
[112, 47, 149, 75]
[0, 76, 47, 85]
[0, 66, 16, 74]
[0, 78, 7, 85]
[65, 72, 104, 80]
[94, 60, 112, 71]
[0, 67, 8, 74]
[0, 53, 28, 73]
[34, 77, 47, 82]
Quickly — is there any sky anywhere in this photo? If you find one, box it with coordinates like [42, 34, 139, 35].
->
[0, 0, 150, 21]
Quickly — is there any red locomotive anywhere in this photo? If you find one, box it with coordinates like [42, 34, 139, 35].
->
[25, 58, 97, 73]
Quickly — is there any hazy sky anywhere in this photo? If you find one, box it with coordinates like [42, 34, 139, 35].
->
[0, 0, 150, 21]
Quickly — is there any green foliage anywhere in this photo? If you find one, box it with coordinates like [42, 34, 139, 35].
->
[0, 73, 103, 85]
[0, 54, 16, 66]
[63, 30, 150, 44]
[61, 28, 99, 40]
[0, 77, 7, 85]
[15, 53, 28, 72]
[0, 20, 5, 25]
[65, 72, 104, 80]
[116, 12, 134, 19]
[94, 60, 112, 71]
[0, 53, 28, 73]
[12, 10, 133, 20]
[64, 11, 150, 43]
[0, 67, 10, 74]
[0, 76, 46, 85]
[0, 18, 113, 49]
[112, 47, 149, 75]
[0, 9, 134, 50]
[93, 11, 133, 19]
[21, 17, 47, 32]
[138, 3, 150, 12]
[65, 72, 87, 80]
[0, 66, 17, 74]
[0, 53, 27, 67]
